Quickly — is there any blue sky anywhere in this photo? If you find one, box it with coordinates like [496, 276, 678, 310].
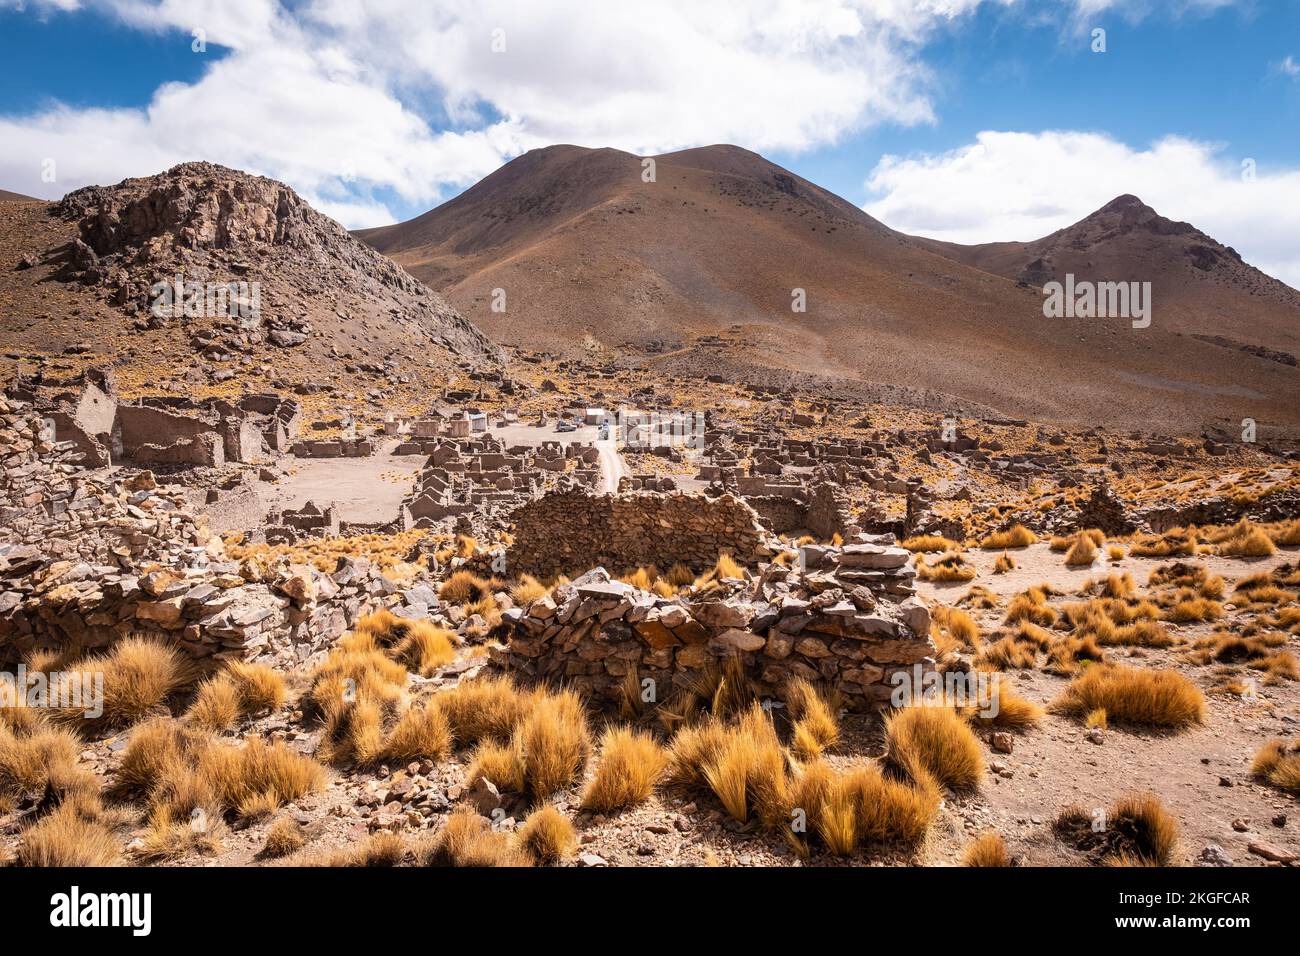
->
[1, 0, 1297, 283]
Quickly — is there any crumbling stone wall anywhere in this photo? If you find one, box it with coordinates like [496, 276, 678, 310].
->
[506, 489, 779, 577]
[498, 538, 934, 711]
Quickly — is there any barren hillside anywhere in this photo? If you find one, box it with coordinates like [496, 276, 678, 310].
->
[359, 145, 1300, 436]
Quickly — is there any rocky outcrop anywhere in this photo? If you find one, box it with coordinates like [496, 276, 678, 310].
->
[52, 162, 503, 368]
[498, 536, 934, 710]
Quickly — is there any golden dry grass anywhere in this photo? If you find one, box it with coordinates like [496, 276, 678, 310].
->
[978, 524, 1037, 550]
[1107, 793, 1180, 866]
[421, 806, 531, 867]
[62, 635, 191, 731]
[1053, 665, 1205, 729]
[1250, 739, 1300, 792]
[15, 805, 121, 867]
[260, 816, 306, 858]
[962, 831, 1010, 866]
[439, 570, 491, 604]
[901, 535, 962, 553]
[581, 726, 667, 811]
[786, 678, 841, 760]
[883, 705, 983, 792]
[993, 552, 1017, 574]
[509, 574, 549, 605]
[517, 804, 577, 865]
[916, 551, 977, 583]
[1065, 535, 1099, 567]
[437, 675, 528, 745]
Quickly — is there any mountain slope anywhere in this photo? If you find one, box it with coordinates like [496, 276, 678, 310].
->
[0, 163, 501, 418]
[0, 189, 38, 202]
[360, 144, 1300, 435]
[913, 194, 1300, 355]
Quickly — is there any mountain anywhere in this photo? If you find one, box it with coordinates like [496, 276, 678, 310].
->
[0, 189, 38, 202]
[0, 163, 501, 413]
[914, 194, 1300, 356]
[359, 144, 1300, 435]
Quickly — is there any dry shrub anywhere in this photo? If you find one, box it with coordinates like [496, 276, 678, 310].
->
[0, 719, 80, 803]
[715, 553, 746, 580]
[979, 524, 1037, 550]
[185, 673, 240, 732]
[1053, 665, 1204, 729]
[438, 675, 528, 746]
[1107, 793, 1180, 866]
[15, 805, 120, 867]
[785, 678, 840, 760]
[884, 705, 983, 792]
[517, 804, 577, 864]
[976, 635, 1037, 670]
[439, 570, 491, 604]
[1269, 519, 1300, 547]
[198, 737, 326, 817]
[972, 678, 1044, 729]
[1165, 598, 1223, 623]
[916, 552, 976, 583]
[1131, 531, 1197, 558]
[931, 606, 982, 653]
[993, 552, 1017, 574]
[392, 621, 458, 676]
[693, 706, 789, 827]
[958, 585, 1001, 610]
[1004, 587, 1057, 627]
[1107, 544, 1126, 561]
[902, 535, 961, 553]
[378, 701, 453, 764]
[666, 563, 695, 587]
[61, 635, 190, 731]
[581, 726, 667, 811]
[962, 831, 1010, 866]
[1065, 535, 1099, 567]
[510, 574, 549, 606]
[225, 661, 286, 714]
[310, 832, 408, 867]
[1250, 739, 1300, 792]
[1217, 520, 1277, 558]
[421, 806, 531, 867]
[516, 688, 591, 801]
[260, 816, 306, 858]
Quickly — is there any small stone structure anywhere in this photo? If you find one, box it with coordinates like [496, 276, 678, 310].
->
[499, 537, 934, 710]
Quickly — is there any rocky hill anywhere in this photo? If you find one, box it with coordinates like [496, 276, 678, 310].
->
[0, 163, 502, 425]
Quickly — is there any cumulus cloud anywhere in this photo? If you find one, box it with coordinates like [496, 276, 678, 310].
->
[0, 0, 1005, 225]
[863, 129, 1300, 288]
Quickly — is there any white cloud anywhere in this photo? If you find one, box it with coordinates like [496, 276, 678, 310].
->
[1276, 55, 1300, 78]
[864, 129, 1300, 288]
[0, 0, 1006, 224]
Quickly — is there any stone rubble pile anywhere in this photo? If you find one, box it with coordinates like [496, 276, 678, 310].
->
[498, 534, 934, 710]
[0, 396, 431, 667]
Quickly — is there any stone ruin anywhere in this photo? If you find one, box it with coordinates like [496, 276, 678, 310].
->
[0, 394, 403, 668]
[505, 489, 779, 579]
[23, 373, 303, 469]
[498, 536, 933, 711]
[401, 436, 600, 529]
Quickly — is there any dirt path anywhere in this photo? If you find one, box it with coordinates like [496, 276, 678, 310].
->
[596, 438, 628, 493]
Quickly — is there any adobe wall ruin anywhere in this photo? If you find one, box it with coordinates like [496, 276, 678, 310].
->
[505, 489, 779, 578]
